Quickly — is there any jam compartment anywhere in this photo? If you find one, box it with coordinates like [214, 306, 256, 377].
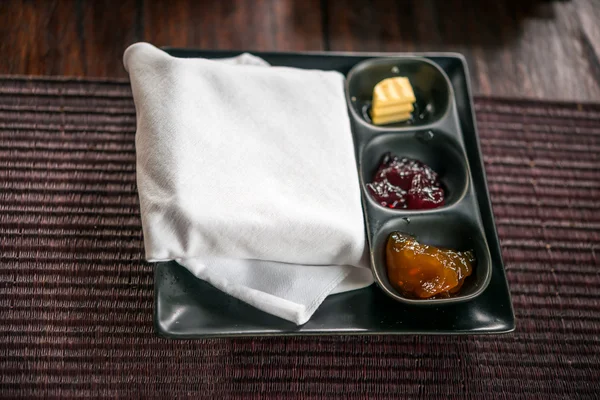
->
[346, 57, 493, 305]
[359, 131, 469, 213]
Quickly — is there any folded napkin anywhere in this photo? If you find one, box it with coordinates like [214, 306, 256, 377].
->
[124, 43, 373, 324]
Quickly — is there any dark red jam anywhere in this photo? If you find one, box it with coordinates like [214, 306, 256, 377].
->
[366, 153, 445, 210]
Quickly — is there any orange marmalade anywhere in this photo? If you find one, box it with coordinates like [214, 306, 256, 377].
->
[385, 232, 475, 299]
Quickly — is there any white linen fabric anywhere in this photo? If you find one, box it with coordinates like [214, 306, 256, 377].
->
[124, 43, 373, 325]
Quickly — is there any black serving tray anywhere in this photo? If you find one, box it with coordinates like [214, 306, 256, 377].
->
[154, 49, 515, 338]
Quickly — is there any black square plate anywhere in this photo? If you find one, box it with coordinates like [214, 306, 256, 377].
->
[154, 49, 515, 338]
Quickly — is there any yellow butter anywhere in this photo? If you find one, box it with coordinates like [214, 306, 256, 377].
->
[372, 112, 412, 126]
[372, 77, 416, 109]
[371, 102, 414, 117]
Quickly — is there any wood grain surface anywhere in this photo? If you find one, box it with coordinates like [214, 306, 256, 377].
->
[0, 0, 599, 101]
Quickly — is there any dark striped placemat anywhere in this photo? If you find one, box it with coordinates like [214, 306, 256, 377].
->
[1, 77, 599, 399]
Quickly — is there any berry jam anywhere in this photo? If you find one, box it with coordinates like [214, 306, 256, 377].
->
[366, 153, 445, 210]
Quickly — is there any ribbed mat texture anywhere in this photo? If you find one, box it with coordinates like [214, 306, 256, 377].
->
[1, 77, 599, 399]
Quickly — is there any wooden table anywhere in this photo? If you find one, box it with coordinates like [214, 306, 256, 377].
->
[1, 0, 599, 101]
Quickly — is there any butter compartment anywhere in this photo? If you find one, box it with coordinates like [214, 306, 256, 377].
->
[346, 58, 452, 130]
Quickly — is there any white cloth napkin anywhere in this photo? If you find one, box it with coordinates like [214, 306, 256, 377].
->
[124, 43, 373, 325]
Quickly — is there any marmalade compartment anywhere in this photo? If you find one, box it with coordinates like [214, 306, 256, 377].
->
[359, 130, 469, 214]
[346, 57, 453, 130]
[370, 213, 492, 305]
